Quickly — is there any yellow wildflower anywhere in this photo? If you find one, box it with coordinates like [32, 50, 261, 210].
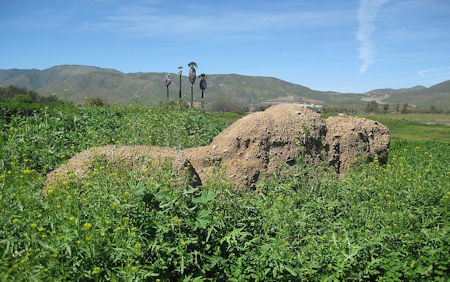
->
[92, 267, 101, 272]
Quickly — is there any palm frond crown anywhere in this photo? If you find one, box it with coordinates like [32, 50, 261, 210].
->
[199, 73, 207, 90]
[189, 64, 197, 85]
[164, 73, 172, 87]
[187, 62, 198, 68]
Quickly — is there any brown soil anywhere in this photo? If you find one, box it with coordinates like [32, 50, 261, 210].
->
[46, 104, 390, 190]
[184, 104, 327, 188]
[325, 114, 390, 174]
[45, 145, 200, 190]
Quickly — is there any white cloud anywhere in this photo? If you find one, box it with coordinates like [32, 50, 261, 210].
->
[357, 0, 389, 74]
[81, 5, 352, 38]
[418, 66, 450, 78]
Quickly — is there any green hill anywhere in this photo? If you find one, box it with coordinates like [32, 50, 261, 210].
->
[0, 65, 448, 108]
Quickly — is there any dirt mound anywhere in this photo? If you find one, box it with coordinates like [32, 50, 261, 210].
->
[184, 104, 327, 188]
[45, 145, 200, 189]
[46, 104, 390, 190]
[325, 114, 390, 174]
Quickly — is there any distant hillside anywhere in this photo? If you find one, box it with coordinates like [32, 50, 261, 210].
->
[0, 65, 448, 108]
[362, 82, 450, 108]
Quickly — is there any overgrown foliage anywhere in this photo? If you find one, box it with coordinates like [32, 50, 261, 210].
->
[0, 85, 69, 119]
[0, 86, 40, 102]
[0, 106, 448, 280]
[206, 98, 249, 115]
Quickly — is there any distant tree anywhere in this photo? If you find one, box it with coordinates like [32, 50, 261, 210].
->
[395, 104, 400, 114]
[430, 105, 438, 113]
[12, 94, 33, 103]
[206, 98, 248, 115]
[84, 97, 106, 107]
[383, 103, 389, 113]
[366, 101, 379, 113]
[1, 85, 39, 102]
[198, 73, 207, 110]
[188, 62, 198, 108]
[177, 66, 183, 101]
[164, 73, 172, 100]
[401, 103, 409, 114]
[40, 95, 60, 104]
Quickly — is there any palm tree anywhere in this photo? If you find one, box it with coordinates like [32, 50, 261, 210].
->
[199, 73, 207, 110]
[177, 66, 183, 101]
[188, 62, 198, 108]
[164, 73, 171, 100]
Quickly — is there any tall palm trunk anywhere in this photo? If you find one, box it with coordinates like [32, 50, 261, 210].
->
[177, 67, 183, 102]
[178, 74, 182, 100]
[201, 90, 204, 110]
[190, 85, 194, 108]
[166, 86, 169, 100]
[179, 76, 182, 100]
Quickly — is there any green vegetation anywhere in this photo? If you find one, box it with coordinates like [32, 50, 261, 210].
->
[1, 105, 448, 280]
[0, 106, 224, 174]
[1, 85, 40, 102]
[359, 114, 450, 143]
[206, 112, 243, 125]
[321, 113, 450, 143]
[205, 98, 249, 115]
[1, 85, 70, 120]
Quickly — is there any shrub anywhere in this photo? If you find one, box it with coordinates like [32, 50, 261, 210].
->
[206, 98, 248, 115]
[12, 94, 33, 104]
[84, 97, 107, 107]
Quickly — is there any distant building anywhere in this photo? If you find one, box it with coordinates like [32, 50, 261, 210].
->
[261, 100, 323, 108]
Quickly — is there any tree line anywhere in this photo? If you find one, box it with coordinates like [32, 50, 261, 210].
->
[365, 101, 446, 114]
[321, 101, 448, 114]
[0, 85, 70, 119]
[0, 85, 70, 105]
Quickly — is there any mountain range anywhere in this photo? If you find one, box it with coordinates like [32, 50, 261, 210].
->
[0, 65, 449, 109]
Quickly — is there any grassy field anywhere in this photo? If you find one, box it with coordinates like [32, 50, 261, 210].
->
[0, 106, 448, 280]
[358, 114, 450, 143]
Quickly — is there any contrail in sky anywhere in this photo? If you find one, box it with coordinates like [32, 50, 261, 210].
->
[418, 66, 450, 78]
[357, 0, 389, 74]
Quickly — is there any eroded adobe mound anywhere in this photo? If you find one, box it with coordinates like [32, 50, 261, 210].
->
[45, 145, 200, 190]
[46, 104, 390, 189]
[184, 104, 327, 188]
[325, 114, 391, 174]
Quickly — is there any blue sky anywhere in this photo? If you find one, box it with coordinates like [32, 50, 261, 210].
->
[1, 0, 449, 93]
